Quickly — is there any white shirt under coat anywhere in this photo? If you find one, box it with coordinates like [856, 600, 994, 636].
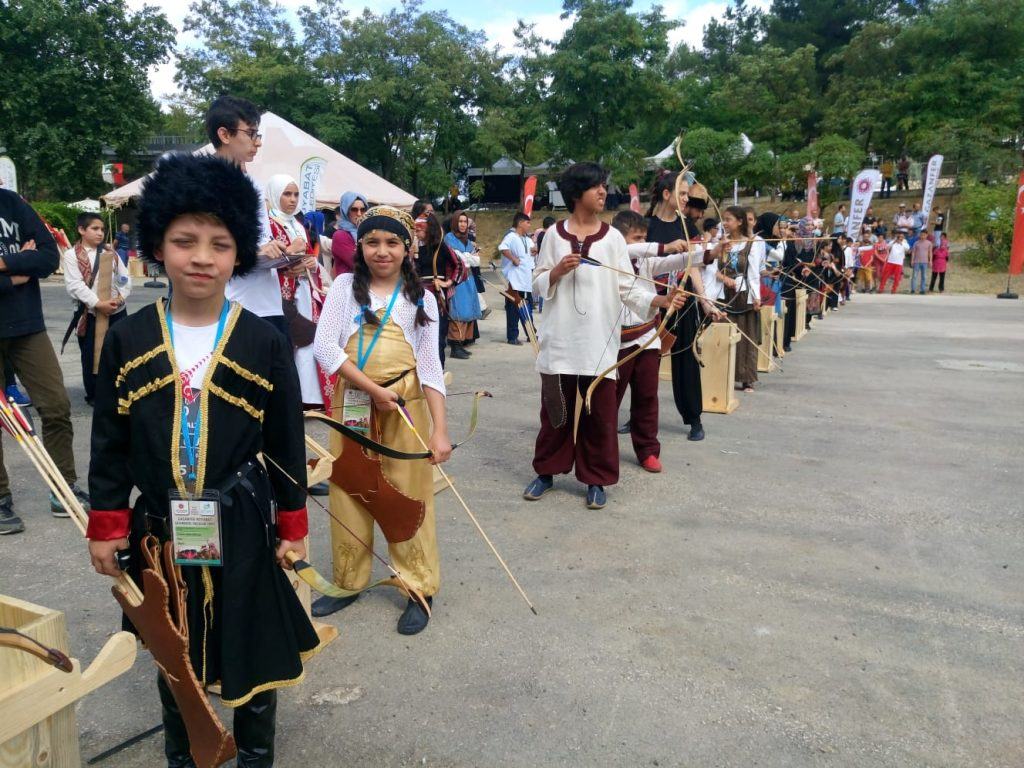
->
[62, 247, 130, 314]
[532, 222, 656, 379]
[619, 242, 693, 350]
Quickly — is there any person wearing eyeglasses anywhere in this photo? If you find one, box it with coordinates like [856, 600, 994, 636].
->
[205, 95, 291, 339]
[331, 191, 368, 277]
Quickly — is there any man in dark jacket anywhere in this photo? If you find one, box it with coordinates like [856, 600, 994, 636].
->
[0, 189, 86, 534]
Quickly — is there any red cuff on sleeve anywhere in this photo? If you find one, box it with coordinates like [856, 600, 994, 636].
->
[657, 243, 665, 256]
[86, 508, 132, 540]
[276, 507, 308, 541]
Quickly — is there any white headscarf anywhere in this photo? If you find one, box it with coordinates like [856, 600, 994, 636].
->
[266, 174, 304, 242]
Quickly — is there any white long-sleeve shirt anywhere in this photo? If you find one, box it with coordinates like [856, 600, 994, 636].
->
[533, 222, 656, 379]
[312, 273, 445, 395]
[62, 247, 130, 314]
[225, 173, 282, 317]
[619, 242, 692, 350]
[725, 238, 763, 304]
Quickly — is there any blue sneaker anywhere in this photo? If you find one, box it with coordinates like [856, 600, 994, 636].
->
[5, 384, 30, 407]
[523, 475, 553, 501]
[50, 484, 89, 518]
[585, 484, 606, 510]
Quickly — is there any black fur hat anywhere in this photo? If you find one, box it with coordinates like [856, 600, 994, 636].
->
[137, 152, 260, 276]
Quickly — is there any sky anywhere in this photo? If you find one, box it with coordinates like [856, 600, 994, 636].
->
[128, 0, 752, 105]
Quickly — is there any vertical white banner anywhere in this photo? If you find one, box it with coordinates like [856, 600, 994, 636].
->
[846, 169, 882, 241]
[920, 154, 943, 226]
[0, 156, 18, 193]
[298, 156, 327, 213]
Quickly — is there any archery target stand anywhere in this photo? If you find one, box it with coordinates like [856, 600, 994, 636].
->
[757, 306, 776, 373]
[698, 322, 739, 414]
[793, 290, 808, 342]
[0, 594, 136, 768]
[774, 303, 786, 358]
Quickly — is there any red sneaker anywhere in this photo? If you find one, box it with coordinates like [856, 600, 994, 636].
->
[640, 455, 662, 473]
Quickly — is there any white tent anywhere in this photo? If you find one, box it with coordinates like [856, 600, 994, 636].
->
[101, 111, 416, 210]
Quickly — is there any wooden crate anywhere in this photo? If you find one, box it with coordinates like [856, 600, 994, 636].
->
[0, 594, 136, 768]
[793, 290, 807, 342]
[698, 322, 739, 414]
[774, 302, 786, 358]
[127, 258, 146, 278]
[757, 306, 775, 373]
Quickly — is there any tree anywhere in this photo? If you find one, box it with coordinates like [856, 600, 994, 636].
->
[957, 178, 1016, 269]
[546, 0, 676, 161]
[0, 0, 173, 198]
[472, 24, 553, 201]
[677, 128, 745, 200]
[177, 0, 352, 150]
[701, 0, 767, 76]
[709, 45, 819, 153]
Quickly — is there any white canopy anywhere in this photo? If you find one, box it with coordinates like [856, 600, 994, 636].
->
[101, 111, 416, 210]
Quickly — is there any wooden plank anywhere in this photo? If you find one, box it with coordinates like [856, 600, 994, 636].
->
[698, 322, 739, 415]
[0, 595, 79, 768]
[793, 290, 807, 342]
[774, 303, 786, 358]
[757, 306, 775, 372]
[0, 632, 136, 745]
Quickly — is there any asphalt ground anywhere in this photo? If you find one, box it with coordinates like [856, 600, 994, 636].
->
[1, 281, 1021, 767]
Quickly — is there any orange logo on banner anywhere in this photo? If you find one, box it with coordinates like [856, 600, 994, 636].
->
[1011, 170, 1024, 276]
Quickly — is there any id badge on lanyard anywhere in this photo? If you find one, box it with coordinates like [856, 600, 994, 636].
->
[169, 489, 224, 566]
[346, 282, 402, 431]
[342, 387, 372, 434]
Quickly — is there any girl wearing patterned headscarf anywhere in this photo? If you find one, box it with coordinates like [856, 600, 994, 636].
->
[312, 205, 449, 636]
[265, 174, 335, 411]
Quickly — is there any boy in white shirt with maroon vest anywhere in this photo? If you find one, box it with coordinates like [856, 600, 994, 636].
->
[522, 163, 683, 510]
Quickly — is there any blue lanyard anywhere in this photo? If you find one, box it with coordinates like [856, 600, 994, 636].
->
[166, 301, 231, 481]
[357, 282, 402, 371]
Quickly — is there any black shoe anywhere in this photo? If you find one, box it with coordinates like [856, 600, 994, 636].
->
[308, 481, 330, 496]
[0, 494, 24, 535]
[783, 345, 792, 352]
[585, 485, 606, 509]
[617, 421, 631, 434]
[523, 475, 553, 500]
[481, 308, 492, 319]
[507, 339, 523, 346]
[450, 346, 471, 359]
[688, 422, 705, 441]
[397, 596, 432, 635]
[234, 689, 277, 767]
[311, 592, 360, 617]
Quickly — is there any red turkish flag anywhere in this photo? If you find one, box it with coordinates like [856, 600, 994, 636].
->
[629, 183, 640, 213]
[1010, 170, 1024, 275]
[522, 175, 537, 216]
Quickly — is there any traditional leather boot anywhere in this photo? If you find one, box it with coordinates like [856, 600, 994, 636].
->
[157, 674, 197, 768]
[234, 689, 277, 767]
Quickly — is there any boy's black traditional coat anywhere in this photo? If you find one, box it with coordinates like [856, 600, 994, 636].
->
[88, 300, 320, 706]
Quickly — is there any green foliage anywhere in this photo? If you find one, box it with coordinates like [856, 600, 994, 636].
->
[546, 0, 677, 161]
[956, 179, 1016, 270]
[30, 202, 82, 238]
[678, 129, 745, 200]
[0, 0, 174, 198]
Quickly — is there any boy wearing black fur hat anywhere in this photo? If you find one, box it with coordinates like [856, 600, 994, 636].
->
[86, 153, 320, 766]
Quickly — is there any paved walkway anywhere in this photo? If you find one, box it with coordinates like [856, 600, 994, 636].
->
[2, 285, 1021, 766]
